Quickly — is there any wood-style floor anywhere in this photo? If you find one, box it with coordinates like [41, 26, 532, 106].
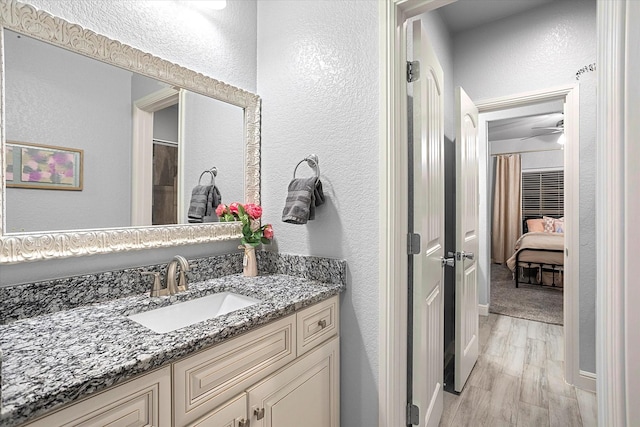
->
[440, 314, 597, 427]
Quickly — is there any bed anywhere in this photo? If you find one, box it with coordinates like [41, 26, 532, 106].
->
[506, 216, 565, 288]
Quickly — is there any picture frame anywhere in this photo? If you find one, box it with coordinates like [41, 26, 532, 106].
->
[5, 141, 83, 190]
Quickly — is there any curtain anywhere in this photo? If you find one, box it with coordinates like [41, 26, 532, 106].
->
[492, 154, 522, 264]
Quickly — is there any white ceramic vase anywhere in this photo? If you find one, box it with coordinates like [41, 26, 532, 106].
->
[241, 244, 258, 277]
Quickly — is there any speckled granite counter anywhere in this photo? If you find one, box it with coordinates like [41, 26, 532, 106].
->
[0, 269, 345, 426]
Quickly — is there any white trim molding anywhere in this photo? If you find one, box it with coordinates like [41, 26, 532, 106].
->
[624, 2, 640, 424]
[131, 88, 180, 226]
[579, 370, 597, 393]
[597, 0, 632, 424]
[478, 304, 489, 317]
[0, 1, 261, 263]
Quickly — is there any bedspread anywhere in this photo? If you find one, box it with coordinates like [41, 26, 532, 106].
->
[506, 231, 565, 272]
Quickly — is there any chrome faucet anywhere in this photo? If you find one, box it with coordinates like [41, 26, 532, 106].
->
[166, 255, 191, 294]
[141, 255, 192, 297]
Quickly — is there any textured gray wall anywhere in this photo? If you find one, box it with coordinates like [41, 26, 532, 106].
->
[256, 1, 378, 426]
[153, 105, 179, 143]
[451, 0, 597, 373]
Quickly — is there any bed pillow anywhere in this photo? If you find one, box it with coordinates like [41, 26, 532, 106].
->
[543, 216, 563, 233]
[542, 216, 557, 233]
[526, 218, 545, 232]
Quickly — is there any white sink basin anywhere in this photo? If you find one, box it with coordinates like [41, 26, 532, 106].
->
[127, 292, 261, 334]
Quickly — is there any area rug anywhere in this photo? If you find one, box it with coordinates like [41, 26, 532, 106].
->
[490, 264, 563, 325]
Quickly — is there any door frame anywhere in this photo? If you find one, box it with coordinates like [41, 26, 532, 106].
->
[474, 84, 586, 391]
[378, 2, 454, 426]
[379, 0, 629, 426]
[131, 87, 180, 226]
[596, 1, 636, 425]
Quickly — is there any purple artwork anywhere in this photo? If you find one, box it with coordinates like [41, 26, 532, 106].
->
[21, 147, 75, 185]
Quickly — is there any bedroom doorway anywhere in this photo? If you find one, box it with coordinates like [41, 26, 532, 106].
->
[488, 105, 565, 325]
[475, 84, 585, 389]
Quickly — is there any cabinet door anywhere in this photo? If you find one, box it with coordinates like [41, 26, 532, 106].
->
[174, 314, 295, 426]
[247, 336, 339, 427]
[188, 393, 248, 427]
[25, 366, 171, 427]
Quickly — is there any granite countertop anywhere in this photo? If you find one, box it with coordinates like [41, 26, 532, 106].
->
[0, 273, 345, 426]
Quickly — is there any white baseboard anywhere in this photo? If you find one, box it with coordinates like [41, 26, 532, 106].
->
[576, 370, 597, 392]
[478, 304, 489, 316]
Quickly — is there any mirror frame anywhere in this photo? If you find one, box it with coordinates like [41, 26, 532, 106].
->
[0, 1, 260, 263]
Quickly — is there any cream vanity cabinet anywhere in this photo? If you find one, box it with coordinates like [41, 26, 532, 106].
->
[23, 296, 339, 427]
[182, 296, 339, 427]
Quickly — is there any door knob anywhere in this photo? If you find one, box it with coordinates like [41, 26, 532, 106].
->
[462, 251, 475, 260]
[441, 256, 455, 267]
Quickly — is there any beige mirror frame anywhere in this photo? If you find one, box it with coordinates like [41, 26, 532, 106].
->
[0, 1, 260, 264]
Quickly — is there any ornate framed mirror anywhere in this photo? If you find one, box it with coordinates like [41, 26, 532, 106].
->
[0, 1, 260, 263]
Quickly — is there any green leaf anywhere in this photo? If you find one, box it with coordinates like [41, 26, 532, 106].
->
[237, 204, 246, 216]
[261, 237, 271, 244]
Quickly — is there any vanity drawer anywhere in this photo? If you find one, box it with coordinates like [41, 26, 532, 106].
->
[173, 314, 296, 426]
[25, 366, 171, 427]
[296, 295, 339, 356]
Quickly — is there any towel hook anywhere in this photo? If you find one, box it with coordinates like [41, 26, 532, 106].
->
[198, 166, 217, 185]
[293, 154, 320, 179]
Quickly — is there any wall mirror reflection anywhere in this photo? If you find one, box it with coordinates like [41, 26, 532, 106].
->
[4, 29, 245, 234]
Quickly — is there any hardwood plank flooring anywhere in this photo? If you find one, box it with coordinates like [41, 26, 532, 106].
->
[440, 314, 597, 426]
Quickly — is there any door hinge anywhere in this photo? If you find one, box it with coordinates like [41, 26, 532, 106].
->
[407, 403, 420, 425]
[407, 60, 420, 82]
[408, 233, 421, 255]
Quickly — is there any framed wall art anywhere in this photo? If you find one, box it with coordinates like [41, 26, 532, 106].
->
[5, 141, 83, 190]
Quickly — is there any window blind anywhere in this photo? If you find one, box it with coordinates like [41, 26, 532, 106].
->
[521, 170, 564, 217]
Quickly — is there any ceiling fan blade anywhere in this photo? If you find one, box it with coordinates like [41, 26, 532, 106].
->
[520, 131, 562, 140]
[531, 126, 563, 130]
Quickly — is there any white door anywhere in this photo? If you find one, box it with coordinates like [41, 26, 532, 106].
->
[411, 19, 445, 427]
[454, 87, 480, 392]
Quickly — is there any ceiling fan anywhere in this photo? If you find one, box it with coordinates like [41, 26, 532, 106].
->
[521, 119, 564, 140]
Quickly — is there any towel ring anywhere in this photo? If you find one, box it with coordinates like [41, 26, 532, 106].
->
[198, 167, 217, 185]
[293, 154, 320, 179]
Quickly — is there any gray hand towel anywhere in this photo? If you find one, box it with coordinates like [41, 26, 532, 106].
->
[188, 185, 213, 223]
[309, 178, 325, 220]
[282, 177, 317, 224]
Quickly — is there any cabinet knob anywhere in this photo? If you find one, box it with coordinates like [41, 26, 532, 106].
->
[237, 418, 250, 427]
[254, 407, 265, 420]
[318, 319, 327, 329]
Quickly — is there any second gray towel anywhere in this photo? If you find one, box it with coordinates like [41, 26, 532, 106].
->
[282, 177, 325, 224]
[188, 185, 222, 223]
